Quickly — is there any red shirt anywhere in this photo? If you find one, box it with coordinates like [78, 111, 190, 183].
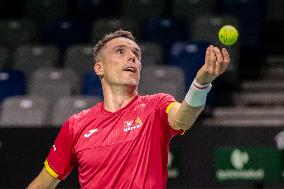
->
[45, 93, 183, 189]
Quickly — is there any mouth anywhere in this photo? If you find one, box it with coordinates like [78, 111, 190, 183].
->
[123, 66, 137, 73]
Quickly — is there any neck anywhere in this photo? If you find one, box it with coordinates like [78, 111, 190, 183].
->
[102, 83, 138, 112]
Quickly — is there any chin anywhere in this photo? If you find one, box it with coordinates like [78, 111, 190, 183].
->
[121, 77, 139, 85]
[125, 81, 138, 87]
[122, 80, 139, 88]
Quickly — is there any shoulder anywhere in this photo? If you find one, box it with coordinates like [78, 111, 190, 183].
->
[139, 93, 173, 101]
[138, 93, 176, 110]
[140, 93, 175, 103]
[66, 102, 102, 132]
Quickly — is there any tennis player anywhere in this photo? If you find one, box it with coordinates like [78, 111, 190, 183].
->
[27, 30, 230, 189]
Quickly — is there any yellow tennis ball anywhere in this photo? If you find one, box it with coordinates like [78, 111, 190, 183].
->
[218, 25, 239, 46]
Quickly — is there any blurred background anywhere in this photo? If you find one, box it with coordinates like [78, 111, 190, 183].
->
[0, 0, 284, 188]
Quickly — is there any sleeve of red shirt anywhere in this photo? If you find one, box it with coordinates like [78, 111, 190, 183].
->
[45, 117, 77, 180]
[156, 93, 184, 137]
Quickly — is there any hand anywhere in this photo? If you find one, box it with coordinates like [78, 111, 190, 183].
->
[195, 45, 230, 85]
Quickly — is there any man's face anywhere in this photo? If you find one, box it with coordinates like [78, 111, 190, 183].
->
[95, 37, 142, 88]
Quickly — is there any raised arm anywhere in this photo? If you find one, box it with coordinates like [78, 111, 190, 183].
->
[27, 167, 60, 189]
[168, 45, 230, 131]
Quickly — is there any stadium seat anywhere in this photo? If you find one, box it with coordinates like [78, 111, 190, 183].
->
[64, 45, 94, 77]
[0, 95, 49, 127]
[51, 95, 101, 126]
[143, 17, 188, 45]
[191, 14, 238, 43]
[14, 45, 60, 78]
[82, 71, 103, 98]
[0, 47, 10, 69]
[24, 0, 68, 24]
[191, 14, 240, 74]
[71, 0, 120, 19]
[212, 107, 284, 119]
[121, 0, 166, 22]
[91, 18, 140, 43]
[266, 0, 284, 21]
[40, 20, 90, 52]
[172, 0, 216, 24]
[140, 42, 163, 65]
[0, 19, 38, 50]
[139, 65, 185, 101]
[264, 67, 284, 79]
[142, 17, 189, 64]
[29, 68, 80, 102]
[0, 70, 26, 102]
[218, 0, 265, 47]
[203, 117, 284, 127]
[241, 80, 284, 92]
[170, 41, 208, 87]
[233, 92, 284, 106]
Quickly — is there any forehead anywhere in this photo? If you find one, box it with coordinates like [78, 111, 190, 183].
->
[104, 37, 140, 50]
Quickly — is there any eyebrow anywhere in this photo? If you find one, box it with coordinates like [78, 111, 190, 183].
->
[113, 45, 141, 54]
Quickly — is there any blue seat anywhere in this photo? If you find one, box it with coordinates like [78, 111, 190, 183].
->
[82, 71, 103, 98]
[170, 41, 236, 106]
[72, 0, 120, 19]
[142, 17, 189, 64]
[170, 42, 209, 88]
[143, 17, 188, 44]
[0, 70, 26, 102]
[40, 20, 90, 53]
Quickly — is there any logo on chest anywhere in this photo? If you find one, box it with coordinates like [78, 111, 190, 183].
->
[124, 117, 143, 132]
[84, 128, 98, 138]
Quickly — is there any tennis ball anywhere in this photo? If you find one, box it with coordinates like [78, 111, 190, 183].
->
[218, 25, 239, 46]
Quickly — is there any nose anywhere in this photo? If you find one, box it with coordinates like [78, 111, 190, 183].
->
[127, 50, 136, 63]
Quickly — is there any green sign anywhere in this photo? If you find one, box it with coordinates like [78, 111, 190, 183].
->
[215, 147, 284, 182]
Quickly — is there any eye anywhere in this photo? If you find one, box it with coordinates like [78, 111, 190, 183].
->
[133, 51, 141, 59]
[115, 48, 124, 54]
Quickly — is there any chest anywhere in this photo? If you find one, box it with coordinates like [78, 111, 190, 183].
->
[74, 104, 157, 154]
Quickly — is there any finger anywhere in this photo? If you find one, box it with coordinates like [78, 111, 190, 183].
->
[204, 47, 210, 69]
[222, 48, 230, 70]
[209, 46, 216, 73]
[213, 47, 224, 74]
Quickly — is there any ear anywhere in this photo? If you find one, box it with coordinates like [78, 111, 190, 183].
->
[94, 62, 104, 76]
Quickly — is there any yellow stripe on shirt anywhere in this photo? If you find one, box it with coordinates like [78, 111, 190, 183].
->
[166, 102, 176, 113]
[166, 102, 186, 135]
[44, 160, 59, 179]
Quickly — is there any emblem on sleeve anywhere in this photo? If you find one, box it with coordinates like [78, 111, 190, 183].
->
[52, 145, 56, 151]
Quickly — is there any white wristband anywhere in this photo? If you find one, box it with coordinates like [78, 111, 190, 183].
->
[184, 79, 212, 107]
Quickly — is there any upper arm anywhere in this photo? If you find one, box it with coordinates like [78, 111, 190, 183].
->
[167, 101, 181, 130]
[27, 167, 60, 189]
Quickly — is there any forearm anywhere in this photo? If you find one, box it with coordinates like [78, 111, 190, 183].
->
[173, 100, 204, 130]
[169, 45, 230, 131]
[168, 79, 211, 131]
[27, 168, 59, 189]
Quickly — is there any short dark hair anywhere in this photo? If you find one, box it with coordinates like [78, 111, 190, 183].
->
[93, 29, 136, 62]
